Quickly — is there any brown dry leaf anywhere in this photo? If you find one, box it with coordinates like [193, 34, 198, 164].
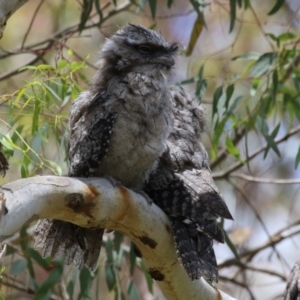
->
[229, 227, 252, 246]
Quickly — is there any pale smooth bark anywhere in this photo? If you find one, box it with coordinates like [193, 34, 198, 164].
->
[0, 0, 29, 39]
[0, 176, 236, 300]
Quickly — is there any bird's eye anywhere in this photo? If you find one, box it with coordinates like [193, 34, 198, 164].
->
[137, 45, 152, 54]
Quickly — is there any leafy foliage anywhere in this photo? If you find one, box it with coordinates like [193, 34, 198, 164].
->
[0, 53, 86, 177]
[0, 0, 300, 300]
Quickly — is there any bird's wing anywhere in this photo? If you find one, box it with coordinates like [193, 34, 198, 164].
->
[35, 91, 116, 271]
[145, 86, 232, 282]
[68, 91, 117, 177]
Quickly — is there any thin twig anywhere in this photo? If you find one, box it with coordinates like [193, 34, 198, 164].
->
[0, 54, 44, 81]
[229, 173, 300, 184]
[0, 1, 133, 71]
[219, 221, 300, 268]
[210, 128, 246, 170]
[21, 0, 45, 49]
[228, 178, 287, 267]
[219, 275, 256, 300]
[213, 125, 300, 179]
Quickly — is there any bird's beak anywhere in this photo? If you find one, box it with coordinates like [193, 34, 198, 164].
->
[158, 55, 175, 67]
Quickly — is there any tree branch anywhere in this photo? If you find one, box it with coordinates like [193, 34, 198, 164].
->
[0, 0, 29, 39]
[229, 172, 300, 184]
[213, 125, 300, 179]
[0, 176, 236, 300]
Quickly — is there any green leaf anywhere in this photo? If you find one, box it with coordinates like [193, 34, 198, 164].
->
[79, 0, 93, 33]
[244, 0, 249, 9]
[186, 16, 205, 56]
[272, 70, 278, 101]
[229, 0, 236, 32]
[105, 265, 116, 291]
[148, 23, 156, 30]
[293, 75, 300, 93]
[263, 125, 281, 159]
[268, 0, 285, 15]
[105, 238, 114, 264]
[189, 0, 206, 25]
[270, 123, 280, 138]
[266, 33, 280, 47]
[267, 32, 296, 47]
[113, 231, 124, 253]
[67, 280, 75, 299]
[278, 32, 296, 42]
[232, 52, 260, 61]
[212, 86, 223, 117]
[32, 98, 41, 135]
[148, 0, 157, 19]
[137, 0, 147, 13]
[295, 147, 300, 168]
[167, 0, 174, 7]
[35, 64, 55, 70]
[177, 77, 197, 85]
[256, 116, 269, 135]
[19, 64, 54, 72]
[211, 118, 227, 158]
[195, 65, 207, 101]
[116, 247, 124, 269]
[34, 264, 64, 300]
[249, 52, 277, 77]
[1, 135, 21, 151]
[45, 159, 62, 176]
[10, 259, 28, 275]
[227, 95, 243, 114]
[5, 245, 17, 255]
[94, 0, 103, 22]
[195, 79, 207, 101]
[42, 83, 61, 102]
[11, 125, 24, 144]
[264, 135, 280, 158]
[78, 267, 93, 300]
[224, 230, 239, 259]
[225, 137, 240, 159]
[26, 248, 51, 269]
[141, 261, 153, 293]
[21, 154, 31, 178]
[225, 85, 234, 110]
[21, 162, 29, 178]
[57, 59, 68, 69]
[129, 242, 137, 275]
[121, 292, 126, 300]
[127, 280, 141, 300]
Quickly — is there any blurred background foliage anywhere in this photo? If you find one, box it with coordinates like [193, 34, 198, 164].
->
[0, 0, 300, 299]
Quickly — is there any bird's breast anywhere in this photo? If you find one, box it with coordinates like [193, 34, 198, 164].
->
[96, 76, 173, 188]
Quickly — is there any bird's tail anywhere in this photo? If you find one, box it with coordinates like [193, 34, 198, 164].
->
[171, 217, 218, 282]
[35, 219, 103, 270]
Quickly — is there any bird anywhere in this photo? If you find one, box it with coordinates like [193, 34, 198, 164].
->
[35, 24, 232, 282]
[283, 258, 300, 300]
[35, 24, 178, 270]
[145, 86, 233, 281]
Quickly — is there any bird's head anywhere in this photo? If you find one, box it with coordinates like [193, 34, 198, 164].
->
[100, 24, 179, 73]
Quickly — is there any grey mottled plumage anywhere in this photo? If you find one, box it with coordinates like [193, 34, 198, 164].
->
[146, 87, 233, 281]
[35, 24, 232, 282]
[35, 24, 178, 270]
[283, 258, 300, 300]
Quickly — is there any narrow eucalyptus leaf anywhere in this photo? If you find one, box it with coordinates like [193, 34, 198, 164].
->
[268, 0, 285, 15]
